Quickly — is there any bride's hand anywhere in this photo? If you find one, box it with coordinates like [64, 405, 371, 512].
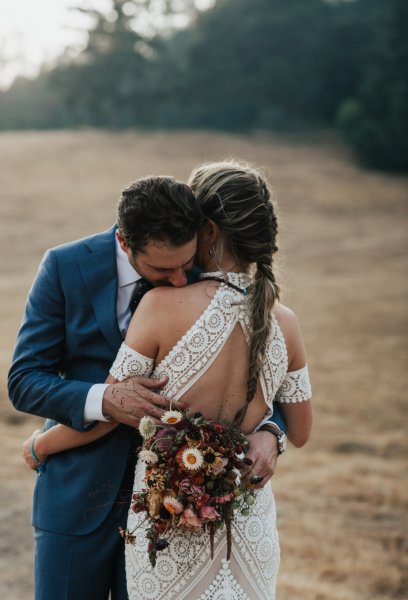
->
[245, 431, 279, 488]
[22, 429, 47, 471]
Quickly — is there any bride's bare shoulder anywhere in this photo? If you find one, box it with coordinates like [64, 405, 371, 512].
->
[137, 281, 213, 324]
[272, 301, 299, 329]
[136, 286, 189, 318]
[140, 282, 205, 307]
[125, 285, 195, 355]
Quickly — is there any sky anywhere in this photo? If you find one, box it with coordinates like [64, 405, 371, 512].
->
[0, 0, 214, 90]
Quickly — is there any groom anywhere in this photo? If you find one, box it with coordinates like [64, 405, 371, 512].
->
[8, 175, 285, 599]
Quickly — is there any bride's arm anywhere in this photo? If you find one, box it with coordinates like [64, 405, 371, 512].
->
[23, 291, 168, 470]
[24, 421, 119, 470]
[276, 305, 313, 447]
[23, 374, 120, 470]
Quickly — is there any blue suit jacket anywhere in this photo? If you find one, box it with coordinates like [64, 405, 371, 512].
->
[8, 226, 136, 535]
[8, 225, 286, 536]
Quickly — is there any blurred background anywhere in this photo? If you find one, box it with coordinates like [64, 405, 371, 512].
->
[0, 0, 407, 170]
[0, 1, 407, 598]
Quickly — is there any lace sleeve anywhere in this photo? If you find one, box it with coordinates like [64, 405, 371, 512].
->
[109, 342, 154, 381]
[275, 365, 312, 403]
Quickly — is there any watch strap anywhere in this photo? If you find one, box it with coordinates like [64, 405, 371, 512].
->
[258, 423, 287, 454]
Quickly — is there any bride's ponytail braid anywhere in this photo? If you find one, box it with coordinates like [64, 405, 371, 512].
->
[189, 160, 279, 426]
[234, 203, 279, 426]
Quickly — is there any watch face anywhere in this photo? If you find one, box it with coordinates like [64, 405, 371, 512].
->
[279, 435, 287, 453]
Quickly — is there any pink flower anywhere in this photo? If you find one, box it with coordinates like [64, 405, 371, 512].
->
[178, 478, 205, 498]
[200, 506, 219, 521]
[178, 508, 201, 529]
[209, 457, 228, 476]
[214, 493, 234, 504]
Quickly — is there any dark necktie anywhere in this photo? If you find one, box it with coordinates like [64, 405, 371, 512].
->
[129, 278, 154, 316]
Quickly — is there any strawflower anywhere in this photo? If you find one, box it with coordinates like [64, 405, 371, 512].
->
[139, 416, 156, 439]
[162, 496, 183, 515]
[161, 410, 183, 425]
[181, 447, 204, 471]
[139, 449, 159, 465]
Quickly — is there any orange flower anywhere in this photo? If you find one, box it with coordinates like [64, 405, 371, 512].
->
[163, 496, 183, 514]
[176, 446, 204, 472]
[161, 410, 182, 425]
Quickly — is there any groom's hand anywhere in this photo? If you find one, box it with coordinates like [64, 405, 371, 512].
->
[245, 431, 279, 488]
[102, 375, 180, 428]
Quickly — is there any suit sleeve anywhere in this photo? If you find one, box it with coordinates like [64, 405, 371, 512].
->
[268, 402, 287, 432]
[7, 249, 93, 432]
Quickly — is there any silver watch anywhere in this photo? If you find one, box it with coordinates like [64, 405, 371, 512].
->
[259, 423, 287, 454]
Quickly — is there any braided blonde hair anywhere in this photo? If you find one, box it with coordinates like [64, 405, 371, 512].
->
[189, 160, 280, 425]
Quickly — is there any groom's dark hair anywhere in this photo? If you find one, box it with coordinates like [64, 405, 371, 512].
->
[117, 176, 203, 254]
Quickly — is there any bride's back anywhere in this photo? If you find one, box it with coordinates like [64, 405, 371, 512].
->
[150, 279, 275, 434]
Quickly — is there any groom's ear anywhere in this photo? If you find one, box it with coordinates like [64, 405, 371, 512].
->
[116, 230, 129, 254]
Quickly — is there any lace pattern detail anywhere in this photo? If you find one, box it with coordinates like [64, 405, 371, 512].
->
[197, 560, 251, 599]
[154, 284, 240, 400]
[275, 365, 312, 403]
[125, 461, 279, 599]
[109, 342, 154, 381]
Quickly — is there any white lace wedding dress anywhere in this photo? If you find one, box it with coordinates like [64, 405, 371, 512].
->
[110, 272, 311, 600]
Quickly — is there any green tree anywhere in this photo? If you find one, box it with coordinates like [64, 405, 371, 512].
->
[170, 0, 380, 131]
[338, 0, 408, 171]
[50, 1, 155, 127]
[50, 0, 203, 127]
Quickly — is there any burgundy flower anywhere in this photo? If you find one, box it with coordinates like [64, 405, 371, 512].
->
[155, 428, 177, 453]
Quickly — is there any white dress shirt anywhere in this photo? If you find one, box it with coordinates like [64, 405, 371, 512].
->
[83, 235, 142, 423]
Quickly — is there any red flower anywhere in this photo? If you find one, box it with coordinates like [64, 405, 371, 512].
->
[191, 472, 205, 485]
[155, 522, 167, 535]
[195, 493, 211, 508]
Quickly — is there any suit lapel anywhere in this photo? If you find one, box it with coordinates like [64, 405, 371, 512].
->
[78, 226, 123, 352]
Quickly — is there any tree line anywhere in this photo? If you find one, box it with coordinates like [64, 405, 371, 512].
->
[0, 0, 406, 171]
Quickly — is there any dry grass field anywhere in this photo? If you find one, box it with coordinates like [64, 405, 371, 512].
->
[0, 129, 407, 599]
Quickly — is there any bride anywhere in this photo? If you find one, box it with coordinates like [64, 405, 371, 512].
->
[24, 160, 312, 599]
